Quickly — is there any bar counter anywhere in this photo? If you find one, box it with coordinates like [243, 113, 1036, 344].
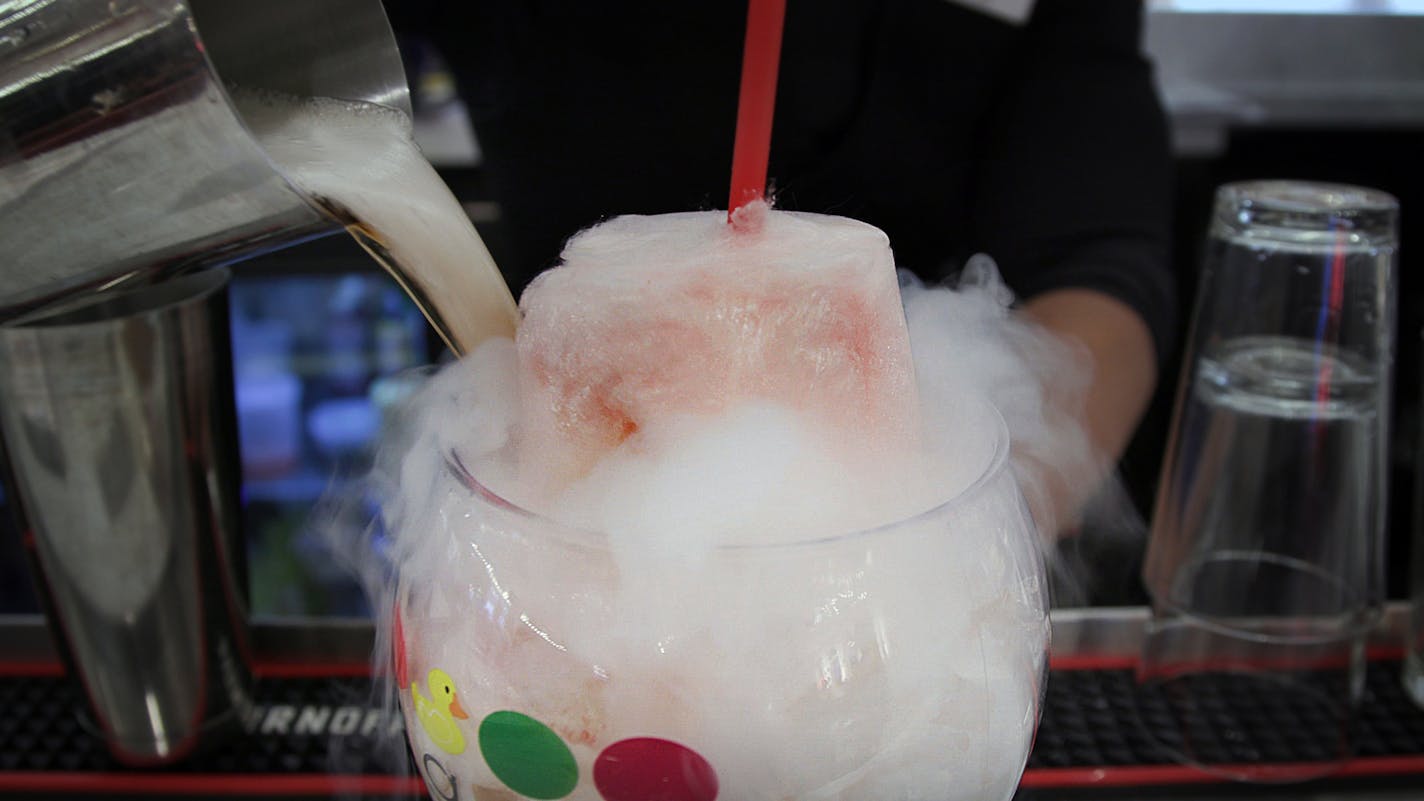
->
[3, 607, 1423, 799]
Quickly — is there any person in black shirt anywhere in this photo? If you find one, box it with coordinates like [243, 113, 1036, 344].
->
[388, 0, 1174, 536]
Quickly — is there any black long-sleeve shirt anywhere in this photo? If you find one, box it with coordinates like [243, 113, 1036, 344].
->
[390, 0, 1177, 360]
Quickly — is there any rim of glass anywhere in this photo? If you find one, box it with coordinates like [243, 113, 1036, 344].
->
[443, 402, 1016, 552]
[1161, 550, 1375, 644]
[1221, 179, 1397, 213]
[1213, 179, 1398, 243]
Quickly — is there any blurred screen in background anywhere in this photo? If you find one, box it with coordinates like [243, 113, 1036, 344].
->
[0, 235, 437, 620]
[229, 238, 435, 619]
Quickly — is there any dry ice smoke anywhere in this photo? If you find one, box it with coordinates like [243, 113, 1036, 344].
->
[345, 207, 1121, 800]
[387, 219, 1106, 559]
[903, 255, 1103, 543]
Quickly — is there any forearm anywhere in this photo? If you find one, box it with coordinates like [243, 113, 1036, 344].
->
[1019, 287, 1158, 531]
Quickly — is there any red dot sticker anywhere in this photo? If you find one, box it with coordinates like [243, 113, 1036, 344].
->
[593, 737, 718, 801]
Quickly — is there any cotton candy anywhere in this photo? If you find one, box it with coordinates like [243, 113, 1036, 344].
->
[380, 207, 1052, 801]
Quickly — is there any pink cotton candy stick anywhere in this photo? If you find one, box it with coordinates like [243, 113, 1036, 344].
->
[514, 2, 921, 496]
[515, 210, 921, 496]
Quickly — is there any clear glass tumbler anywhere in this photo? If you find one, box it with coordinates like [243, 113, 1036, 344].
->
[1138, 181, 1398, 781]
[389, 407, 1047, 801]
[1405, 333, 1424, 707]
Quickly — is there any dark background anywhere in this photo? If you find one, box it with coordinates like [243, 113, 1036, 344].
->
[2, 3, 1422, 617]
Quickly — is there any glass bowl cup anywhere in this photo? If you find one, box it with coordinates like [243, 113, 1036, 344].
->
[391, 405, 1047, 801]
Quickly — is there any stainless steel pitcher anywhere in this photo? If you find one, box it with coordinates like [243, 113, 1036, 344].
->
[0, 268, 251, 765]
[0, 0, 412, 319]
[0, 0, 413, 764]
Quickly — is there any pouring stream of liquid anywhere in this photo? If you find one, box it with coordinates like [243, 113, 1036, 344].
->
[237, 90, 519, 355]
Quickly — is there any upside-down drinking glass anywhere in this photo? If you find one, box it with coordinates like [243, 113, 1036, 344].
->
[1139, 180, 1398, 781]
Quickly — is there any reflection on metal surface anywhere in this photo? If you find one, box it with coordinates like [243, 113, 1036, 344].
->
[1145, 9, 1424, 154]
[0, 0, 410, 320]
[0, 270, 251, 765]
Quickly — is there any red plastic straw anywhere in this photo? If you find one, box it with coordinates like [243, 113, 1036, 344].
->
[727, 0, 787, 223]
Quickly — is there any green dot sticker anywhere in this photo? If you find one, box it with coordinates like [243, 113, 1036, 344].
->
[478, 711, 578, 799]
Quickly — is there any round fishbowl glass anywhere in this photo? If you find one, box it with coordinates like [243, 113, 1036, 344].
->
[392, 409, 1047, 801]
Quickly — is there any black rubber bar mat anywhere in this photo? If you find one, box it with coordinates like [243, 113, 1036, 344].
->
[2, 659, 1424, 797]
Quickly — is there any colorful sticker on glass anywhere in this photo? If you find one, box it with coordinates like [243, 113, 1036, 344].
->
[478, 710, 579, 799]
[594, 737, 719, 801]
[413, 669, 470, 755]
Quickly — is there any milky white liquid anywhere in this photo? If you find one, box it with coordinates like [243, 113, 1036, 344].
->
[233, 91, 518, 354]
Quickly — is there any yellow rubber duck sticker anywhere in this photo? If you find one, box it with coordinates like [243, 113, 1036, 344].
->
[413, 668, 470, 755]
